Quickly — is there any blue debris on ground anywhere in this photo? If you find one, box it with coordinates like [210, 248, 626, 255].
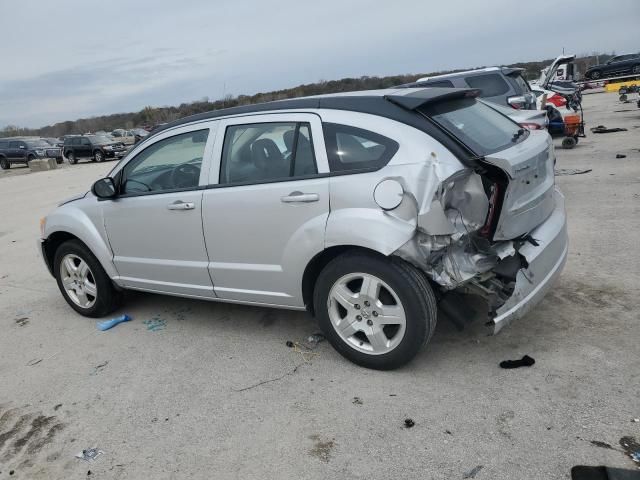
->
[143, 316, 167, 332]
[97, 314, 132, 331]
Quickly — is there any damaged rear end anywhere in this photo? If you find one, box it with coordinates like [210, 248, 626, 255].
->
[390, 91, 568, 333]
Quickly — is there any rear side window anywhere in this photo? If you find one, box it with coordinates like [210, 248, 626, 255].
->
[323, 123, 399, 172]
[464, 73, 510, 97]
[422, 80, 455, 88]
[0, 141, 7, 148]
[220, 122, 317, 184]
[421, 98, 524, 156]
[508, 73, 531, 93]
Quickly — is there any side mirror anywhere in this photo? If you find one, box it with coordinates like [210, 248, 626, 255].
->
[92, 177, 117, 199]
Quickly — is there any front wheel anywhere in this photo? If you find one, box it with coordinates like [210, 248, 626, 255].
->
[589, 70, 601, 80]
[94, 150, 104, 162]
[632, 65, 640, 75]
[314, 252, 437, 370]
[53, 239, 122, 317]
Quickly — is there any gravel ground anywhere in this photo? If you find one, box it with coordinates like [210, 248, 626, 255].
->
[0, 91, 639, 479]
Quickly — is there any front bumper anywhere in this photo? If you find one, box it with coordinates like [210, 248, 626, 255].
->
[491, 188, 568, 333]
[104, 150, 126, 158]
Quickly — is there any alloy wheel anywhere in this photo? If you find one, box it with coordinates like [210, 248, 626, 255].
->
[60, 254, 98, 308]
[327, 272, 406, 355]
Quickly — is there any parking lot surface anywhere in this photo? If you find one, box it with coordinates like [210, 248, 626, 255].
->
[1, 92, 639, 479]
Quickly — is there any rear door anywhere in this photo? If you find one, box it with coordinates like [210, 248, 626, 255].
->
[201, 113, 330, 306]
[8, 141, 20, 161]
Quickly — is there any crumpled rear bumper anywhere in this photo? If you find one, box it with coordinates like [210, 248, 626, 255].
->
[491, 188, 568, 334]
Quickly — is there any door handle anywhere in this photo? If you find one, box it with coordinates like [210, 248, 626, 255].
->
[167, 201, 195, 210]
[281, 191, 319, 203]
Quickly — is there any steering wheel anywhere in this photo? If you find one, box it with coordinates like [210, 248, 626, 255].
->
[170, 162, 200, 189]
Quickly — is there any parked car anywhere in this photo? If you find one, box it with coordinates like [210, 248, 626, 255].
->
[111, 129, 136, 145]
[0, 138, 63, 169]
[131, 128, 149, 144]
[43, 138, 65, 162]
[39, 88, 567, 369]
[480, 100, 548, 131]
[585, 53, 640, 80]
[403, 67, 537, 110]
[63, 135, 127, 164]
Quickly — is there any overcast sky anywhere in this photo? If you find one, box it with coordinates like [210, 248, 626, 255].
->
[1, 0, 639, 128]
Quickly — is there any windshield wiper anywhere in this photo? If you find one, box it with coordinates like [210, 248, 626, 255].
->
[512, 128, 526, 142]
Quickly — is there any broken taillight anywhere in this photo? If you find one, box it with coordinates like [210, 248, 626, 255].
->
[480, 183, 500, 238]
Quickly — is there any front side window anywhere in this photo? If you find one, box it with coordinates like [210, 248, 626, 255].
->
[219, 122, 317, 184]
[465, 73, 510, 97]
[323, 123, 399, 172]
[421, 97, 525, 156]
[122, 129, 209, 194]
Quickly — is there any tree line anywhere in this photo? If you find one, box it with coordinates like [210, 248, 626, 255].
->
[1, 54, 610, 139]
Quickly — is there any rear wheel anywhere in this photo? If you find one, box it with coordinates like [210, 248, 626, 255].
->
[27, 154, 35, 164]
[94, 150, 104, 162]
[0, 157, 9, 170]
[314, 251, 436, 370]
[67, 151, 77, 164]
[53, 240, 122, 317]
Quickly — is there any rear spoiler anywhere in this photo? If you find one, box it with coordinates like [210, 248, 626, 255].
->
[384, 87, 481, 111]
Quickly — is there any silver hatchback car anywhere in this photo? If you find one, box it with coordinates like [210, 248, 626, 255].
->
[39, 88, 568, 369]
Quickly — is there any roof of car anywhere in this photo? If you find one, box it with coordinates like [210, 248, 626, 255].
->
[416, 66, 524, 82]
[151, 87, 479, 137]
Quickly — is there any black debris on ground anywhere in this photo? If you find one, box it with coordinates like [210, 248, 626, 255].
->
[499, 355, 535, 369]
[352, 397, 363, 405]
[591, 125, 628, 133]
[620, 436, 640, 464]
[403, 418, 415, 429]
[555, 168, 593, 176]
[590, 440, 614, 450]
[285, 341, 294, 348]
[463, 465, 484, 479]
[616, 154, 627, 159]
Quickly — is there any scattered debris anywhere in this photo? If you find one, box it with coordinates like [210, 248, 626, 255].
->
[309, 434, 335, 463]
[445, 430, 453, 435]
[404, 418, 415, 429]
[14, 317, 29, 327]
[555, 168, 592, 176]
[97, 314, 131, 331]
[463, 465, 484, 479]
[620, 436, 640, 464]
[90, 361, 109, 376]
[75, 448, 104, 462]
[632, 418, 639, 423]
[389, 394, 397, 397]
[499, 355, 535, 369]
[307, 333, 326, 346]
[53, 404, 62, 411]
[616, 154, 627, 159]
[26, 359, 43, 367]
[590, 125, 628, 134]
[352, 397, 363, 405]
[285, 340, 294, 348]
[143, 317, 166, 332]
[233, 363, 303, 392]
[590, 440, 614, 450]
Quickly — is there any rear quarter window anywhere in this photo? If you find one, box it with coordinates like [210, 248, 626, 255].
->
[323, 123, 399, 173]
[464, 73, 510, 97]
[509, 73, 532, 93]
[421, 80, 455, 88]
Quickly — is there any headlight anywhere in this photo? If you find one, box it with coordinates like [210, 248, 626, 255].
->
[103, 145, 113, 150]
[35, 149, 45, 156]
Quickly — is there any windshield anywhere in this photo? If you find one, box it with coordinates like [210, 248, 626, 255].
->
[421, 97, 526, 156]
[26, 140, 50, 148]
[88, 135, 113, 144]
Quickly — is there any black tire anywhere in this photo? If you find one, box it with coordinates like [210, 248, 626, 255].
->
[632, 65, 640, 75]
[313, 251, 437, 370]
[27, 155, 35, 164]
[589, 70, 601, 80]
[66, 151, 77, 164]
[0, 157, 9, 170]
[53, 239, 122, 317]
[562, 137, 577, 149]
[94, 150, 104, 162]
[56, 157, 63, 165]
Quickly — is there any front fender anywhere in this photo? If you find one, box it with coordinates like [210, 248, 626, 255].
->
[43, 199, 117, 278]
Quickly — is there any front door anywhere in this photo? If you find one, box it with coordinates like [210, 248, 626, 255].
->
[101, 125, 217, 297]
[202, 114, 330, 306]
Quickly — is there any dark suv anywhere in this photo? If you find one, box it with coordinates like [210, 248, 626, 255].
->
[63, 135, 127, 164]
[0, 138, 63, 170]
[401, 67, 537, 110]
[585, 53, 640, 80]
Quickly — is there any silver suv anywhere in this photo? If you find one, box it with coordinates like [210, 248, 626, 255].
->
[39, 88, 568, 370]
